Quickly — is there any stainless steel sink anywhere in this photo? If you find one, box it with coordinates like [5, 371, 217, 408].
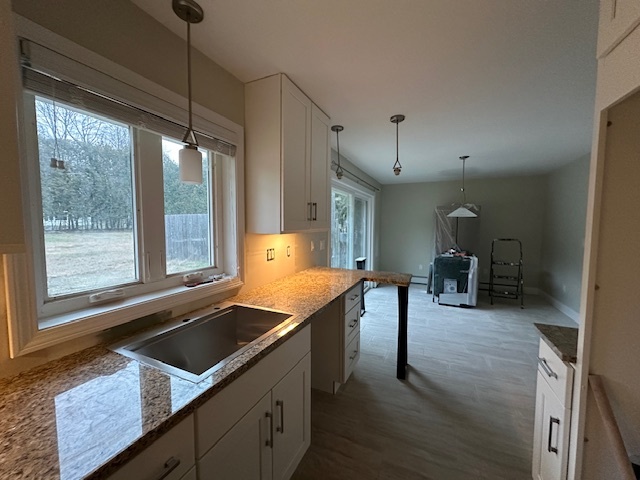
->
[111, 303, 295, 382]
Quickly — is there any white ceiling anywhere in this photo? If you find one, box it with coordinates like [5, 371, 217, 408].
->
[133, 0, 599, 185]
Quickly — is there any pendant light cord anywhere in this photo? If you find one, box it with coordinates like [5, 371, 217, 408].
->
[396, 121, 399, 165]
[186, 17, 194, 137]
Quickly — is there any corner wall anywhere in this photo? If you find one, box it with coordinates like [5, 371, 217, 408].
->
[540, 154, 590, 318]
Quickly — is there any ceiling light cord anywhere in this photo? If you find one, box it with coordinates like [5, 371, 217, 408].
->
[183, 14, 198, 147]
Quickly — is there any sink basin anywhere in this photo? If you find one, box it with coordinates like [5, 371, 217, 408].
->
[111, 303, 295, 382]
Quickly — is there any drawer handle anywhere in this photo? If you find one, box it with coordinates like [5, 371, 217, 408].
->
[537, 357, 558, 379]
[349, 294, 359, 301]
[307, 202, 312, 221]
[276, 399, 285, 434]
[155, 457, 180, 480]
[548, 416, 560, 454]
[349, 350, 358, 360]
[348, 318, 359, 328]
[265, 411, 273, 447]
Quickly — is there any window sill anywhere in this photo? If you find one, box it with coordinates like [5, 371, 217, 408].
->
[4, 252, 243, 357]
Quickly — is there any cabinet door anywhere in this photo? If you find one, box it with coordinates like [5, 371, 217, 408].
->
[597, 0, 640, 57]
[281, 76, 311, 232]
[310, 104, 330, 230]
[198, 394, 273, 480]
[532, 372, 571, 480]
[271, 353, 311, 480]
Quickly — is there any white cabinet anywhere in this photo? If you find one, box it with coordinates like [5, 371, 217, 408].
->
[245, 73, 330, 233]
[108, 414, 195, 480]
[597, 0, 640, 57]
[311, 284, 362, 393]
[532, 340, 574, 480]
[198, 393, 273, 479]
[196, 326, 311, 480]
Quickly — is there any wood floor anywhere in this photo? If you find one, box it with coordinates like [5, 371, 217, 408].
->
[292, 284, 576, 480]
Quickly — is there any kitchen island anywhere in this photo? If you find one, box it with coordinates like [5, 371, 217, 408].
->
[0, 267, 411, 479]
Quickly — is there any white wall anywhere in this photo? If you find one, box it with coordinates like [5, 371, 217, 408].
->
[540, 154, 590, 317]
[379, 175, 547, 288]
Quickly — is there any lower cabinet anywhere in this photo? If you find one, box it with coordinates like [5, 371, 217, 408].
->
[532, 339, 574, 480]
[312, 284, 361, 393]
[196, 326, 311, 480]
[107, 414, 195, 480]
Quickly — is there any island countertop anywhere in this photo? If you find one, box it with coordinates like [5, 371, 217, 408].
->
[0, 267, 411, 480]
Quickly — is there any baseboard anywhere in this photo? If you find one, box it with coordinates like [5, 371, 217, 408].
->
[539, 291, 580, 323]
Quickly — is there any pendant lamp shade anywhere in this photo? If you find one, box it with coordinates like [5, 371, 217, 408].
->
[448, 205, 477, 218]
[447, 155, 477, 218]
[179, 145, 203, 184]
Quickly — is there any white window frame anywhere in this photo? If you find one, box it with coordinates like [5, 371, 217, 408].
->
[3, 15, 245, 357]
[330, 176, 375, 271]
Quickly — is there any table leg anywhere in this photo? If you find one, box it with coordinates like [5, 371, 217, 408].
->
[397, 285, 409, 379]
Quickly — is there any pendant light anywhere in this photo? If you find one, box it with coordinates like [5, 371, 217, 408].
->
[390, 114, 405, 176]
[173, 0, 204, 184]
[331, 125, 344, 179]
[448, 155, 478, 218]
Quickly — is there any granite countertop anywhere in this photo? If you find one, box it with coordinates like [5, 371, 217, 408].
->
[534, 323, 579, 363]
[0, 267, 411, 480]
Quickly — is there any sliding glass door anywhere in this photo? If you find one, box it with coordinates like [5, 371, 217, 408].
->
[331, 185, 372, 270]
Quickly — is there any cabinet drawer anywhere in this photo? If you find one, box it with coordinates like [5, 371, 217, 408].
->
[344, 303, 360, 346]
[343, 334, 361, 382]
[537, 339, 574, 407]
[108, 414, 195, 480]
[344, 284, 362, 315]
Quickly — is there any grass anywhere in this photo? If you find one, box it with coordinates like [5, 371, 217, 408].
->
[45, 230, 137, 297]
[44, 230, 212, 298]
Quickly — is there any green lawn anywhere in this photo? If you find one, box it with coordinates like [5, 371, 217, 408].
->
[45, 230, 136, 297]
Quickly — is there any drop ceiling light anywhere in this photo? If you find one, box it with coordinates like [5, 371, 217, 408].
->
[174, 0, 204, 184]
[390, 114, 405, 176]
[331, 125, 345, 179]
[448, 155, 478, 218]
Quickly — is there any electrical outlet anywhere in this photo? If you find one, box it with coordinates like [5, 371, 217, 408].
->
[418, 264, 423, 270]
[310, 241, 315, 252]
[319, 240, 325, 251]
[266, 248, 275, 261]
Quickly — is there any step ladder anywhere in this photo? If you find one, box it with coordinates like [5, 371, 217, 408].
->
[489, 238, 524, 308]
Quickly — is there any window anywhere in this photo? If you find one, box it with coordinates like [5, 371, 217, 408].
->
[331, 184, 373, 270]
[35, 97, 138, 299]
[5, 29, 243, 357]
[162, 138, 214, 275]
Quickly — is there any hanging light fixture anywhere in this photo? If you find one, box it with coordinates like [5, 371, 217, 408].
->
[448, 155, 478, 218]
[173, 0, 204, 184]
[331, 125, 345, 179]
[390, 114, 405, 176]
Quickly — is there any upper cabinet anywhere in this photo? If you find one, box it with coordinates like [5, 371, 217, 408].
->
[245, 74, 330, 233]
[597, 0, 640, 58]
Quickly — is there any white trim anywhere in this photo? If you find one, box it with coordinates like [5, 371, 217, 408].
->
[539, 291, 580, 323]
[4, 252, 243, 356]
[5, 15, 245, 357]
